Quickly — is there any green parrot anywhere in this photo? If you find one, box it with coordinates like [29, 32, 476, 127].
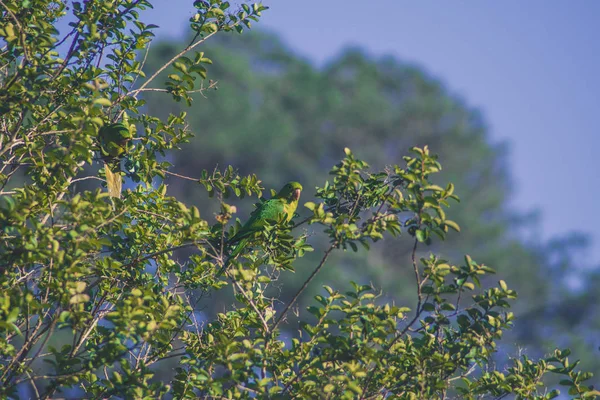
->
[98, 122, 132, 198]
[217, 181, 303, 277]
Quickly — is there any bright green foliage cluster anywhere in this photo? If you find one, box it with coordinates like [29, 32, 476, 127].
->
[306, 147, 460, 251]
[165, 1, 265, 105]
[0, 0, 598, 399]
[140, 33, 600, 370]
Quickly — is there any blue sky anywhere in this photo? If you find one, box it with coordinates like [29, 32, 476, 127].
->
[141, 1, 600, 262]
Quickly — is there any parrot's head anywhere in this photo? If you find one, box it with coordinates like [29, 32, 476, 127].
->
[276, 181, 303, 202]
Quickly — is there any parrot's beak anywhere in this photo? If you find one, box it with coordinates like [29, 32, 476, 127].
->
[292, 189, 301, 201]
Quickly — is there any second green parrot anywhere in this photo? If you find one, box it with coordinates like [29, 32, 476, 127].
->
[217, 181, 303, 276]
[98, 122, 132, 198]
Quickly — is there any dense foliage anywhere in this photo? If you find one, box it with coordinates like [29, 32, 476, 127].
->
[142, 29, 600, 375]
[0, 0, 597, 398]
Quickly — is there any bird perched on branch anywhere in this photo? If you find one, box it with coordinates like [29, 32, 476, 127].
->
[217, 181, 303, 277]
[98, 122, 132, 198]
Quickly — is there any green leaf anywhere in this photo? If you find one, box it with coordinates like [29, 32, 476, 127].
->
[444, 220, 460, 232]
[304, 201, 316, 211]
[424, 185, 444, 192]
[415, 229, 426, 242]
[583, 390, 600, 398]
[6, 308, 19, 324]
[69, 294, 90, 304]
[75, 282, 87, 293]
[93, 98, 112, 107]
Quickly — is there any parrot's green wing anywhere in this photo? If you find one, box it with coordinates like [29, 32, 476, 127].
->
[215, 181, 302, 278]
[215, 199, 286, 277]
[228, 198, 287, 245]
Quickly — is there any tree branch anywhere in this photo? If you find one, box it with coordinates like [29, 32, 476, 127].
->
[270, 242, 336, 335]
[131, 31, 219, 99]
[228, 270, 270, 334]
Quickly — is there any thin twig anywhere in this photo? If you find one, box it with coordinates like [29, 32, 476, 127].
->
[71, 176, 106, 184]
[360, 238, 419, 399]
[270, 243, 336, 334]
[121, 240, 205, 268]
[163, 169, 199, 181]
[129, 41, 151, 93]
[0, 0, 29, 63]
[227, 271, 270, 333]
[129, 80, 218, 96]
[25, 370, 40, 400]
[131, 31, 219, 98]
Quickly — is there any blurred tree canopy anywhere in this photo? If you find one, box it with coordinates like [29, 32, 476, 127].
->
[142, 31, 600, 372]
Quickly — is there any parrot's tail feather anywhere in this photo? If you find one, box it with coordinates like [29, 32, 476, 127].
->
[215, 238, 248, 278]
[228, 238, 247, 260]
[215, 257, 230, 278]
[105, 164, 122, 198]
